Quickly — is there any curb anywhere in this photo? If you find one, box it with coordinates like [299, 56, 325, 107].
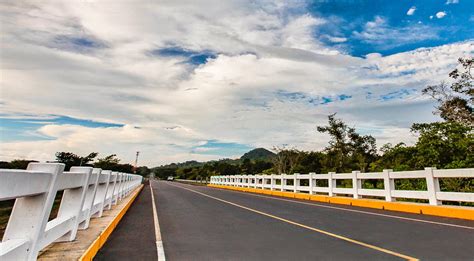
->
[208, 184, 474, 221]
[80, 184, 145, 261]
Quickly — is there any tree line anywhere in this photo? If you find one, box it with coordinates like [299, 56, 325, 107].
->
[0, 152, 151, 177]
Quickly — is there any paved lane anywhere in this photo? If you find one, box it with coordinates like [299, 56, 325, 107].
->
[96, 184, 157, 261]
[152, 180, 474, 261]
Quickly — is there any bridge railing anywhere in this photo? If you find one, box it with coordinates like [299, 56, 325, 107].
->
[210, 168, 474, 206]
[174, 178, 208, 184]
[0, 163, 143, 261]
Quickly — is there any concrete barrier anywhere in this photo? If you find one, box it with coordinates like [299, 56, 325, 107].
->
[0, 163, 143, 261]
[209, 168, 474, 220]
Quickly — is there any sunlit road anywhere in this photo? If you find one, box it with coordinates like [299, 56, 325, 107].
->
[98, 180, 474, 260]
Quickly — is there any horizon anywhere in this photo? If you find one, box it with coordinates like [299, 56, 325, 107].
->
[1, 0, 473, 166]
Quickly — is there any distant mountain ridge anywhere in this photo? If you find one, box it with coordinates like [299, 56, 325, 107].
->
[154, 148, 275, 169]
[240, 148, 276, 161]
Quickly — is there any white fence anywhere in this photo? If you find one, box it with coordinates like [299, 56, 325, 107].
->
[210, 168, 474, 206]
[0, 163, 143, 261]
[174, 179, 208, 184]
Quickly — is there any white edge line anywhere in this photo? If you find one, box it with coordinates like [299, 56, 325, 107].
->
[150, 180, 166, 261]
[203, 184, 474, 230]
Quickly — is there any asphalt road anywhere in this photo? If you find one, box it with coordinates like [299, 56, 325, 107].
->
[152, 180, 474, 261]
[96, 183, 157, 261]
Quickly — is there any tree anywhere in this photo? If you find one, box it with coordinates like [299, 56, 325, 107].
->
[55, 152, 98, 170]
[0, 160, 38, 169]
[240, 158, 253, 174]
[213, 161, 240, 176]
[94, 154, 120, 170]
[348, 129, 378, 172]
[272, 147, 302, 174]
[423, 57, 473, 126]
[252, 159, 273, 174]
[317, 114, 378, 173]
[292, 151, 325, 174]
[411, 122, 473, 169]
[137, 166, 151, 177]
[153, 167, 177, 180]
[93, 154, 134, 173]
[370, 143, 417, 172]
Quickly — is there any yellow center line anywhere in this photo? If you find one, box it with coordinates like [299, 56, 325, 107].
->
[165, 182, 418, 261]
[207, 185, 474, 230]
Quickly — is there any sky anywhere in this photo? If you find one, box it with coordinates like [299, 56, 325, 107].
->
[0, 0, 473, 166]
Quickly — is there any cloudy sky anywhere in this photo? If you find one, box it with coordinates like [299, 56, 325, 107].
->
[1, 0, 473, 166]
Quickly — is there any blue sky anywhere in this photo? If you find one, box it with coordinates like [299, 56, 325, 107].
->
[191, 140, 253, 158]
[0, 116, 123, 141]
[0, 0, 472, 165]
[310, 0, 474, 56]
[151, 47, 217, 65]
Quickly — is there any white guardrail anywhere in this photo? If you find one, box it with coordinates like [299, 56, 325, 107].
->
[210, 168, 474, 206]
[174, 179, 208, 184]
[0, 163, 143, 261]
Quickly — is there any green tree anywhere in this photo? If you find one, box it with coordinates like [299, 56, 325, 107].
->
[94, 154, 120, 170]
[0, 160, 38, 169]
[370, 143, 417, 172]
[411, 122, 473, 169]
[213, 161, 240, 176]
[423, 57, 473, 126]
[93, 154, 134, 173]
[292, 151, 325, 174]
[137, 166, 151, 177]
[240, 158, 253, 174]
[55, 152, 98, 170]
[252, 159, 273, 174]
[272, 147, 302, 174]
[317, 114, 378, 173]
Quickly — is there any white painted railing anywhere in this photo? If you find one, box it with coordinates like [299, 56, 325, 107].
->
[0, 163, 143, 261]
[210, 168, 474, 206]
[175, 179, 208, 184]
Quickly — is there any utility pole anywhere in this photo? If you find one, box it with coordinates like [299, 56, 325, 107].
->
[134, 151, 140, 173]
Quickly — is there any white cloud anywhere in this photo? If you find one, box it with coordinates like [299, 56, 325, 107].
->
[446, 0, 459, 4]
[326, 36, 348, 43]
[436, 11, 447, 19]
[407, 6, 416, 16]
[1, 1, 472, 166]
[353, 16, 438, 49]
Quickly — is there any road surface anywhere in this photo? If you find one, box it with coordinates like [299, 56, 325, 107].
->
[99, 180, 474, 260]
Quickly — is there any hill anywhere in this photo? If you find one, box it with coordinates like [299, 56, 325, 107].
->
[240, 148, 275, 161]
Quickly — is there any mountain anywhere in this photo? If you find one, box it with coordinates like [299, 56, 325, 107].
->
[240, 148, 276, 161]
[152, 148, 275, 170]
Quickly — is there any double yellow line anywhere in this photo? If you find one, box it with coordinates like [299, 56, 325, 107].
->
[167, 182, 418, 261]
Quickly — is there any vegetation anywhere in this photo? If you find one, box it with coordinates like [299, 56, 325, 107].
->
[0, 159, 38, 169]
[423, 57, 473, 127]
[241, 148, 276, 161]
[152, 118, 472, 179]
[52, 152, 151, 175]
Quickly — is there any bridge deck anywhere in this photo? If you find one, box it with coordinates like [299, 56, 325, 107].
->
[100, 180, 474, 260]
[96, 183, 157, 260]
